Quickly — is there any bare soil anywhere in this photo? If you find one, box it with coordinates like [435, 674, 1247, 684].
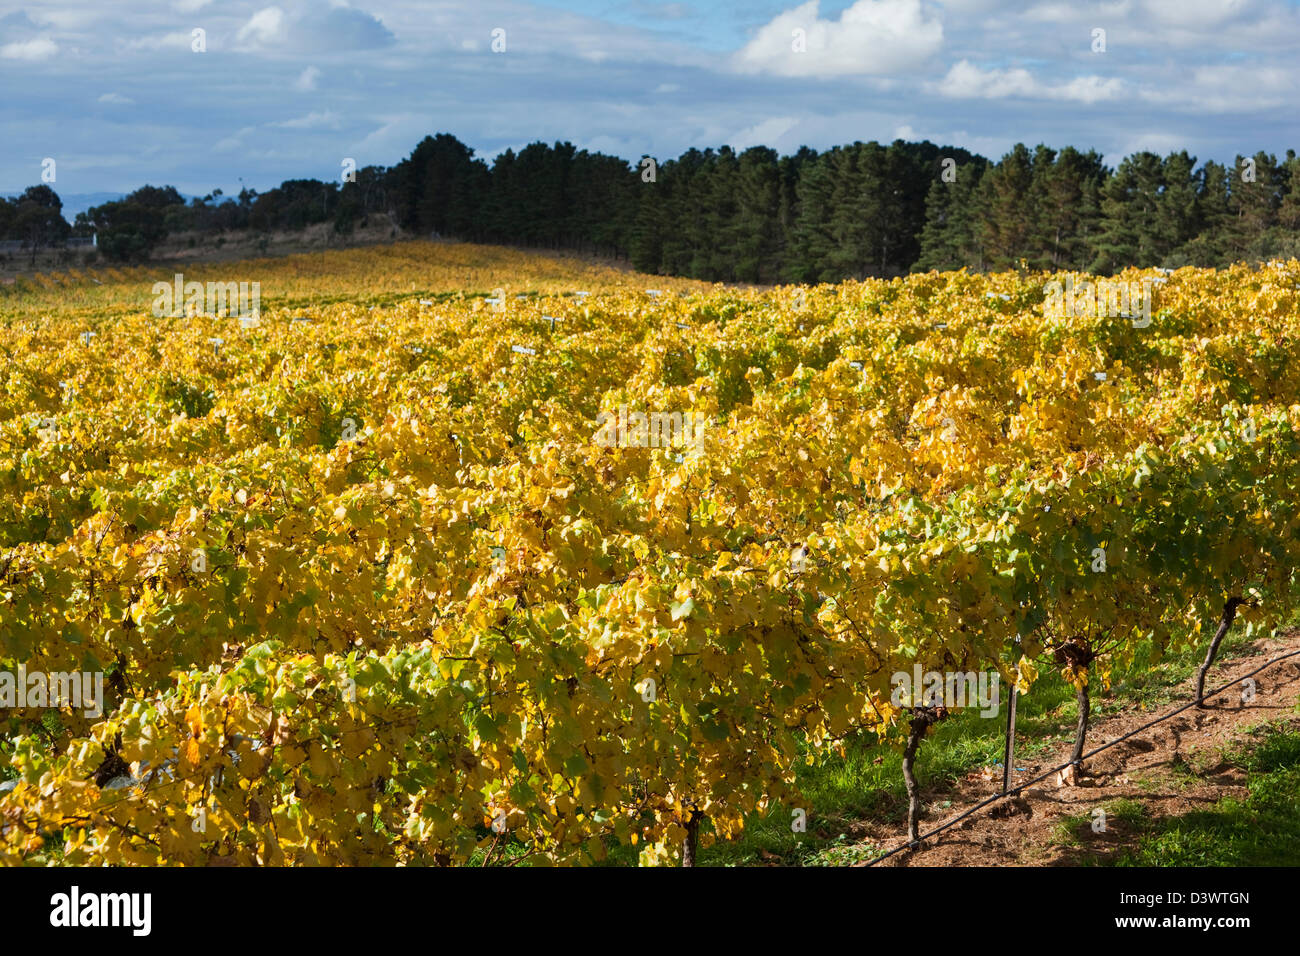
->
[856, 630, 1300, 866]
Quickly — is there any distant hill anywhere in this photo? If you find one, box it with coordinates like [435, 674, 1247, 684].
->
[58, 192, 131, 220]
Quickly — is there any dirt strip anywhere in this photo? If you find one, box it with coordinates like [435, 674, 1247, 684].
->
[858, 631, 1300, 866]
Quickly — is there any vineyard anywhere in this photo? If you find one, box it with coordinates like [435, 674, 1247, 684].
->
[1, 241, 1298, 866]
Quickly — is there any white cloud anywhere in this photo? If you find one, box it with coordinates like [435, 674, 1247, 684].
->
[1054, 75, 1126, 104]
[1143, 0, 1248, 25]
[234, 4, 394, 53]
[728, 116, 801, 150]
[1105, 130, 1188, 166]
[98, 92, 134, 105]
[936, 59, 1123, 103]
[20, 10, 84, 30]
[351, 114, 439, 158]
[0, 37, 58, 60]
[937, 60, 1036, 98]
[213, 125, 257, 153]
[237, 7, 286, 48]
[1021, 3, 1083, 22]
[926, 129, 1012, 158]
[1137, 63, 1297, 112]
[733, 0, 944, 77]
[121, 31, 198, 53]
[272, 110, 341, 130]
[172, 0, 212, 12]
[294, 65, 321, 91]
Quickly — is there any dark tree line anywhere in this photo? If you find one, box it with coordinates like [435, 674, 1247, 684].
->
[0, 186, 71, 263]
[10, 132, 1300, 274]
[915, 146, 1300, 273]
[383, 135, 982, 281]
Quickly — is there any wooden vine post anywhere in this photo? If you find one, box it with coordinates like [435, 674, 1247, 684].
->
[1002, 662, 1019, 795]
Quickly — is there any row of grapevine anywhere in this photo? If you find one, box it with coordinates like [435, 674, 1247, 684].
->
[2, 245, 1298, 864]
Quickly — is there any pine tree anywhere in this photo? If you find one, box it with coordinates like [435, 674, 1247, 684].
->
[1153, 152, 1201, 266]
[1031, 146, 1105, 270]
[788, 151, 840, 283]
[979, 144, 1036, 270]
[1183, 161, 1232, 267]
[733, 146, 783, 283]
[1228, 151, 1282, 262]
[1089, 152, 1163, 273]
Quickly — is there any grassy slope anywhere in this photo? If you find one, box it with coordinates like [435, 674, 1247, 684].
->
[1107, 724, 1300, 866]
[665, 618, 1296, 867]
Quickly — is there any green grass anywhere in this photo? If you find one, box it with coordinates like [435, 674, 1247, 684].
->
[1054, 797, 1149, 848]
[698, 704, 1007, 866]
[1110, 723, 1300, 866]
[693, 618, 1290, 867]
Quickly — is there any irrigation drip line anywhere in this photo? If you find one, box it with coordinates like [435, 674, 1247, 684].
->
[861, 646, 1300, 867]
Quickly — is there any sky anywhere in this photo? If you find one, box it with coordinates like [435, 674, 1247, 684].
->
[2, 0, 1298, 205]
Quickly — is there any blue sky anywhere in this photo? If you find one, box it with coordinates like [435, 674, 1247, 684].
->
[2, 0, 1298, 205]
